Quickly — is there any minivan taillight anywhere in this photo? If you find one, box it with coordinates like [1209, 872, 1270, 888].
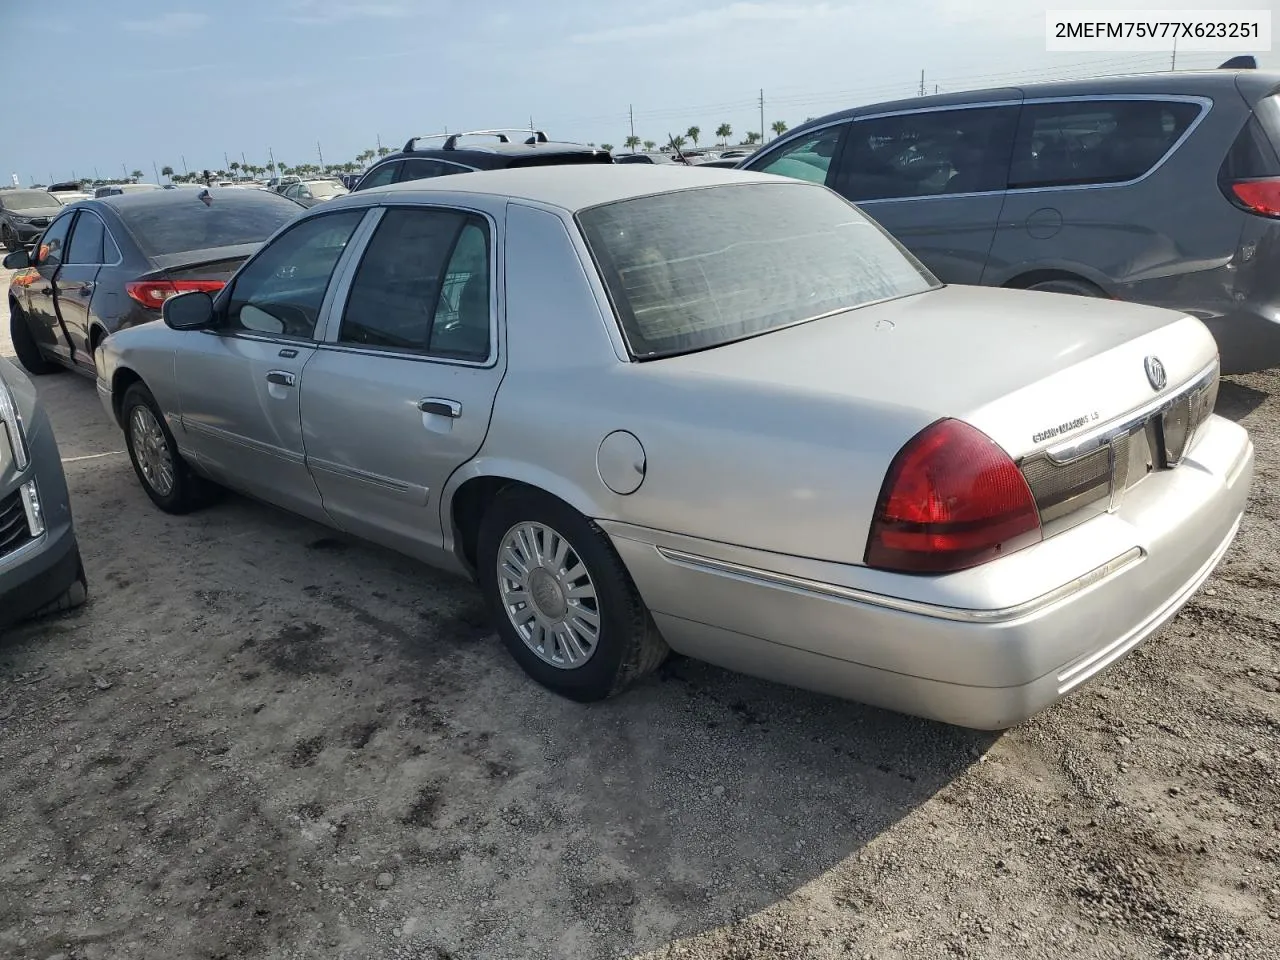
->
[125, 279, 226, 311]
[865, 419, 1042, 574]
[1229, 177, 1280, 218]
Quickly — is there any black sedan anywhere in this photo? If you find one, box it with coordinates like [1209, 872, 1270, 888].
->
[4, 188, 304, 377]
[1, 189, 65, 251]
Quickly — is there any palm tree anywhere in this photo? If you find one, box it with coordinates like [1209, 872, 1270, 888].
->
[130, 168, 144, 182]
[643, 140, 656, 151]
[377, 146, 391, 158]
[229, 161, 241, 179]
[716, 123, 732, 145]
[600, 143, 614, 152]
[744, 132, 761, 145]
[770, 120, 788, 140]
[686, 126, 700, 147]
[671, 135, 687, 151]
[624, 135, 641, 151]
[160, 165, 174, 183]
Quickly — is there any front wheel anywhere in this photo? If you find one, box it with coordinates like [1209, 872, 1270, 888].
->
[8, 304, 61, 376]
[122, 383, 218, 514]
[477, 487, 668, 701]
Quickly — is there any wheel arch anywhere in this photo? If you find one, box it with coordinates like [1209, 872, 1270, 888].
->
[110, 367, 146, 427]
[444, 461, 608, 575]
[992, 263, 1114, 295]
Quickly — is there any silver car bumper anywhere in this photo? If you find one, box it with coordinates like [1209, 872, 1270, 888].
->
[604, 414, 1253, 729]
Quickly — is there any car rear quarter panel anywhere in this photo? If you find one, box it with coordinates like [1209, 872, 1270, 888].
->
[99, 325, 182, 429]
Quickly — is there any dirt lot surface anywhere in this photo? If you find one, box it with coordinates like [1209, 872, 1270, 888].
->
[1, 273, 1277, 960]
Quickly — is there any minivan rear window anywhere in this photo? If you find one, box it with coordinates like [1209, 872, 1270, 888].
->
[1008, 99, 1201, 189]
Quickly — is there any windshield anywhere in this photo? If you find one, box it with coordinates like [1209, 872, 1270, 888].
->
[309, 181, 348, 198]
[3, 191, 62, 211]
[118, 192, 302, 257]
[577, 181, 938, 359]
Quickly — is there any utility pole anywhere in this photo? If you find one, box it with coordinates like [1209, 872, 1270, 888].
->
[94, 166, 100, 181]
[919, 70, 926, 96]
[268, 147, 275, 174]
[224, 152, 230, 173]
[1171, 37, 1178, 70]
[241, 151, 248, 176]
[181, 155, 188, 175]
[629, 104, 635, 143]
[152, 161, 160, 184]
[530, 115, 535, 132]
[317, 140, 324, 170]
[121, 163, 127, 180]
[376, 133, 382, 152]
[759, 88, 765, 142]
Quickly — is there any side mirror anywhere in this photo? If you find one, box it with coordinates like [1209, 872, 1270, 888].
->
[163, 290, 215, 331]
[2, 249, 31, 269]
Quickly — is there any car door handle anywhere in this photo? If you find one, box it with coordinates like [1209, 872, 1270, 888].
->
[418, 398, 461, 418]
[79, 282, 95, 295]
[41, 287, 52, 295]
[266, 370, 296, 387]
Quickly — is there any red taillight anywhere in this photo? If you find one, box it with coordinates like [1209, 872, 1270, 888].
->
[1229, 177, 1280, 217]
[865, 419, 1042, 574]
[125, 279, 225, 311]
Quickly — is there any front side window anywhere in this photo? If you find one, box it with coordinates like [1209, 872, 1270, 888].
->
[67, 212, 106, 264]
[1008, 99, 1201, 189]
[339, 208, 491, 361]
[746, 125, 845, 184]
[225, 210, 364, 339]
[355, 161, 401, 190]
[578, 181, 937, 359]
[34, 213, 74, 269]
[834, 106, 1019, 202]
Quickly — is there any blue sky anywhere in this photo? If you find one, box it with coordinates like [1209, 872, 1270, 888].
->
[3, 0, 1276, 183]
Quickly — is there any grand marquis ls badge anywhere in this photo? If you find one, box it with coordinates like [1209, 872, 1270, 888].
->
[1144, 355, 1167, 392]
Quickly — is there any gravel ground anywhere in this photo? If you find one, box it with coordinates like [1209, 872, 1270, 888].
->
[1, 274, 1277, 960]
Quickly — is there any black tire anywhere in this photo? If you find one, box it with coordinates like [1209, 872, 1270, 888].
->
[1024, 277, 1105, 298]
[8, 303, 61, 376]
[476, 487, 668, 702]
[121, 382, 218, 514]
[30, 551, 88, 619]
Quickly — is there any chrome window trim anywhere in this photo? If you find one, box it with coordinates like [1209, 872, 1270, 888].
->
[317, 201, 501, 370]
[654, 544, 1144, 625]
[840, 93, 1213, 205]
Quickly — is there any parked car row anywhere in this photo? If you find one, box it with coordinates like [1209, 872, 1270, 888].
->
[1, 67, 1266, 731]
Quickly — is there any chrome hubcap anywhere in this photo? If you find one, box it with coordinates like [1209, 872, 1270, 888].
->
[130, 406, 174, 497]
[496, 521, 600, 669]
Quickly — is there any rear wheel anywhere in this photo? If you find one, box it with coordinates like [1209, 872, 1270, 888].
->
[8, 303, 60, 375]
[1024, 277, 1105, 298]
[477, 487, 668, 701]
[122, 382, 218, 514]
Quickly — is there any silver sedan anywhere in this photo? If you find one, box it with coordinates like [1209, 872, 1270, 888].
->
[93, 166, 1254, 729]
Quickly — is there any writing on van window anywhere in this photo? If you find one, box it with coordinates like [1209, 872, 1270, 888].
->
[1008, 100, 1201, 189]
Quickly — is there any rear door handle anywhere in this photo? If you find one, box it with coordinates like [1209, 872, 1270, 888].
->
[79, 282, 94, 295]
[266, 370, 296, 387]
[418, 398, 461, 418]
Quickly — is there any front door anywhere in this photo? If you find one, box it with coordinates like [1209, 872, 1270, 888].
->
[829, 104, 1020, 285]
[174, 208, 368, 523]
[23, 212, 75, 363]
[300, 205, 505, 561]
[56, 209, 107, 371]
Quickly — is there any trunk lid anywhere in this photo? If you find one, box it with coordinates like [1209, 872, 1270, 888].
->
[146, 242, 259, 282]
[656, 283, 1218, 459]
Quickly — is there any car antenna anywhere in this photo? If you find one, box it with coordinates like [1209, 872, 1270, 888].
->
[667, 132, 690, 165]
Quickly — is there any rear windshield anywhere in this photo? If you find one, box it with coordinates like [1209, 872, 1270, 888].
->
[507, 151, 614, 168]
[577, 181, 937, 359]
[119, 192, 302, 257]
[3, 190, 62, 211]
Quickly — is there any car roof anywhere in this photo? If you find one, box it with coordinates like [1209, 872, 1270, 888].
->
[352, 164, 785, 212]
[782, 69, 1280, 139]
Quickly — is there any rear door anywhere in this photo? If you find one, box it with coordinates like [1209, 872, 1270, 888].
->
[55, 209, 108, 371]
[829, 104, 1020, 284]
[984, 97, 1207, 289]
[22, 212, 75, 363]
[173, 208, 368, 523]
[301, 204, 504, 562]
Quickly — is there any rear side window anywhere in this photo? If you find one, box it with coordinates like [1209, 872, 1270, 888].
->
[506, 152, 613, 168]
[1008, 99, 1201, 189]
[66, 212, 106, 264]
[119, 193, 302, 257]
[833, 106, 1019, 201]
[339, 208, 492, 361]
[355, 161, 400, 190]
